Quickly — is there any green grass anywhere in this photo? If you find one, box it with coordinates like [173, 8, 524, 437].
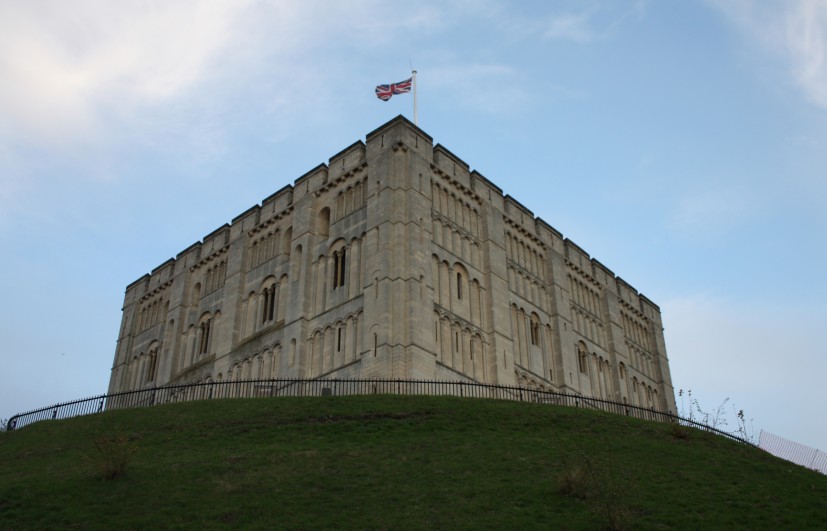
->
[1, 395, 825, 529]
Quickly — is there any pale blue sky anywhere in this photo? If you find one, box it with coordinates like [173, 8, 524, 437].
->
[1, 0, 825, 450]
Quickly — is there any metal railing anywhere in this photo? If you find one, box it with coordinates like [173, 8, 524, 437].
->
[5, 378, 754, 445]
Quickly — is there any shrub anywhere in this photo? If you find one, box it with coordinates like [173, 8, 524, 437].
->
[559, 454, 600, 500]
[669, 421, 690, 440]
[559, 450, 634, 530]
[89, 433, 138, 480]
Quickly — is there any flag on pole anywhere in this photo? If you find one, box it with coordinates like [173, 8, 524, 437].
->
[375, 77, 413, 101]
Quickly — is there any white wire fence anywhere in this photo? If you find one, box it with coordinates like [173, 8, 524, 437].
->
[759, 430, 827, 475]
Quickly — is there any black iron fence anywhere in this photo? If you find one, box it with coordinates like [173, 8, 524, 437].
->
[5, 378, 754, 445]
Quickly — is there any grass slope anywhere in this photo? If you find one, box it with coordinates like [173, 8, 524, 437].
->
[1, 395, 825, 529]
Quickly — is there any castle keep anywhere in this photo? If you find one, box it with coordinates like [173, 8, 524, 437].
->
[109, 116, 677, 413]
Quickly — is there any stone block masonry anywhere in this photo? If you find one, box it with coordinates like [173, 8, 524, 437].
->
[109, 115, 677, 414]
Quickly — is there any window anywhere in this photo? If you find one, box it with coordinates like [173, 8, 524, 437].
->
[456, 272, 463, 299]
[261, 283, 277, 324]
[332, 248, 347, 290]
[146, 349, 158, 382]
[335, 180, 366, 221]
[204, 261, 226, 291]
[530, 320, 540, 346]
[577, 342, 588, 374]
[318, 208, 330, 237]
[283, 227, 293, 256]
[199, 319, 212, 356]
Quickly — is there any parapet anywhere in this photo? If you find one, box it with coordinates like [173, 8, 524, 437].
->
[260, 186, 294, 222]
[591, 259, 615, 286]
[202, 224, 230, 252]
[564, 238, 591, 269]
[433, 144, 471, 185]
[365, 114, 433, 160]
[504, 195, 535, 230]
[328, 140, 367, 178]
[293, 163, 329, 200]
[150, 258, 176, 279]
[121, 115, 662, 319]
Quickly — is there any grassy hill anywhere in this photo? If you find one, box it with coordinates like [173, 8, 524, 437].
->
[1, 395, 825, 529]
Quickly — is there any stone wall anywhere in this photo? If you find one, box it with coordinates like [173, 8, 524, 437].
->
[109, 115, 677, 414]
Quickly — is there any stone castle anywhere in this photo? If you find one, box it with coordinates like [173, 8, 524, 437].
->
[109, 116, 677, 413]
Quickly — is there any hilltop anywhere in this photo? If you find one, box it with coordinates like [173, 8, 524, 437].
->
[1, 395, 825, 529]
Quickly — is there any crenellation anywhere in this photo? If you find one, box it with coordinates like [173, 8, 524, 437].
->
[261, 185, 294, 218]
[125, 273, 150, 293]
[109, 116, 676, 414]
[328, 140, 366, 178]
[365, 115, 432, 161]
[639, 294, 660, 314]
[535, 218, 563, 248]
[138, 279, 173, 303]
[176, 241, 202, 262]
[202, 224, 230, 251]
[231, 204, 262, 227]
[433, 143, 471, 186]
[470, 169, 502, 194]
[591, 260, 615, 288]
[150, 258, 176, 278]
[294, 163, 329, 199]
[615, 277, 639, 307]
[503, 195, 535, 230]
[564, 239, 591, 271]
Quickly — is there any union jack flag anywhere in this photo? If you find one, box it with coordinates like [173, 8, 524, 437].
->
[375, 77, 413, 101]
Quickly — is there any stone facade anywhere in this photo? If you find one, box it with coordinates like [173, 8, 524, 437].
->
[109, 115, 677, 413]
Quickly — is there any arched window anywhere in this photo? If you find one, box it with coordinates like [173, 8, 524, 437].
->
[318, 208, 330, 237]
[260, 278, 278, 324]
[530, 315, 540, 346]
[191, 283, 201, 305]
[456, 272, 463, 299]
[283, 227, 293, 256]
[577, 342, 589, 374]
[333, 247, 347, 289]
[146, 344, 159, 382]
[199, 320, 211, 355]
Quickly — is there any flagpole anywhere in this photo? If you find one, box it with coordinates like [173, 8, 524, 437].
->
[412, 70, 418, 126]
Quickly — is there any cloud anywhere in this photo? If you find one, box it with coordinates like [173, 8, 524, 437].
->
[0, 0, 456, 149]
[544, 12, 597, 43]
[785, 0, 827, 109]
[0, 0, 453, 232]
[708, 0, 827, 110]
[0, 1, 254, 146]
